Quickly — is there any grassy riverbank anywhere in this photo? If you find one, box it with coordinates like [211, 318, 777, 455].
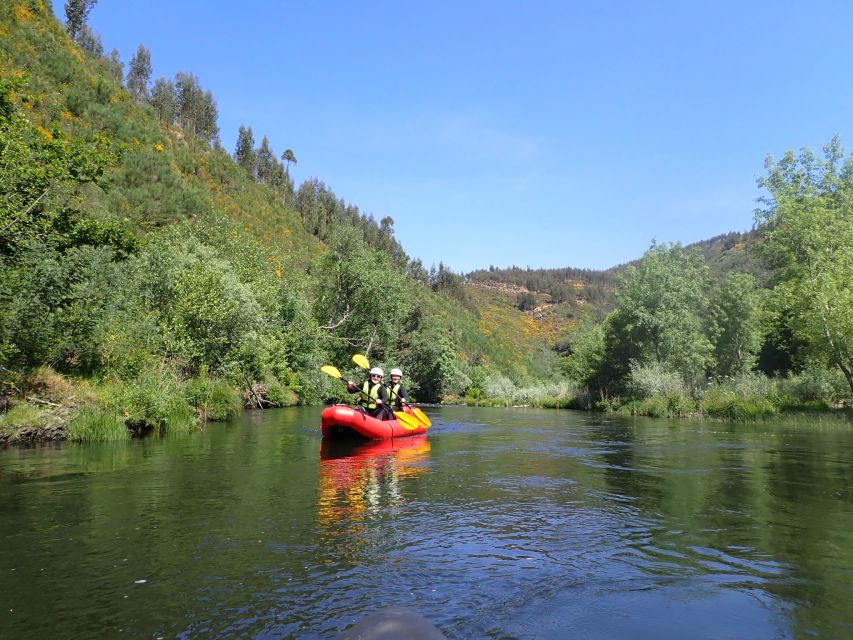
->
[456, 369, 853, 423]
[0, 366, 300, 446]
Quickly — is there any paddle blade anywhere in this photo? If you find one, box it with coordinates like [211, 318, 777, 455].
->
[394, 411, 421, 430]
[352, 354, 370, 370]
[412, 407, 432, 428]
[321, 365, 342, 379]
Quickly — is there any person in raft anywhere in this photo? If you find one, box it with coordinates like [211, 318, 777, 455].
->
[386, 368, 409, 410]
[347, 367, 390, 419]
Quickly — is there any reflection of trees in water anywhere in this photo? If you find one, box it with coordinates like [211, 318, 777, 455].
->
[759, 429, 853, 638]
[593, 419, 853, 638]
[316, 437, 431, 554]
[589, 419, 666, 510]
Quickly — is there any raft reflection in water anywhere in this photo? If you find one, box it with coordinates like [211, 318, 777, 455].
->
[317, 436, 431, 542]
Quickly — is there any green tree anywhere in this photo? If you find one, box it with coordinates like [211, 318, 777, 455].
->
[313, 226, 410, 362]
[76, 24, 103, 57]
[757, 137, 853, 395]
[106, 48, 123, 84]
[256, 136, 274, 184]
[126, 44, 152, 102]
[707, 272, 765, 377]
[0, 76, 111, 256]
[613, 241, 713, 381]
[64, 0, 97, 42]
[149, 77, 177, 123]
[282, 148, 297, 180]
[234, 125, 256, 178]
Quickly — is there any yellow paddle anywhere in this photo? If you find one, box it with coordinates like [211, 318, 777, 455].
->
[393, 411, 421, 430]
[352, 353, 432, 428]
[352, 353, 370, 370]
[321, 365, 343, 379]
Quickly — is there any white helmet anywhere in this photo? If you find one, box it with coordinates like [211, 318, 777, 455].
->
[390, 368, 402, 377]
[369, 367, 384, 377]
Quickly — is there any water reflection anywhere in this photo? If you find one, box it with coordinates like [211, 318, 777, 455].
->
[317, 437, 431, 536]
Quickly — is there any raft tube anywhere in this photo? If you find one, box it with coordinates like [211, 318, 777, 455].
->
[338, 606, 446, 639]
[321, 405, 427, 439]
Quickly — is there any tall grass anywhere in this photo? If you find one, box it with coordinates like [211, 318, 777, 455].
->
[67, 407, 128, 442]
[97, 368, 198, 434]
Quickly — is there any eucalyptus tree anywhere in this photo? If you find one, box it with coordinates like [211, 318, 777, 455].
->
[234, 126, 256, 178]
[64, 0, 97, 42]
[256, 136, 275, 184]
[757, 137, 853, 395]
[107, 49, 123, 84]
[126, 44, 152, 102]
[149, 77, 177, 123]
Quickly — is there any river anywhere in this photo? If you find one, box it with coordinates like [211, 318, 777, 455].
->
[1, 406, 851, 639]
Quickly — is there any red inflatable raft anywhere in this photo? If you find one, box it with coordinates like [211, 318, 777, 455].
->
[321, 405, 427, 439]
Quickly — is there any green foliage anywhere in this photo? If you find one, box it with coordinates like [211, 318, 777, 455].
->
[127, 44, 152, 101]
[401, 320, 459, 402]
[265, 380, 299, 407]
[626, 361, 686, 399]
[777, 366, 849, 403]
[517, 291, 535, 311]
[67, 406, 127, 442]
[0, 75, 114, 256]
[757, 137, 853, 396]
[619, 393, 696, 419]
[184, 368, 242, 420]
[707, 272, 766, 377]
[295, 178, 406, 263]
[0, 402, 51, 434]
[700, 390, 778, 421]
[98, 369, 197, 433]
[314, 225, 411, 364]
[0, 244, 125, 371]
[64, 0, 97, 42]
[614, 241, 713, 379]
[561, 317, 607, 393]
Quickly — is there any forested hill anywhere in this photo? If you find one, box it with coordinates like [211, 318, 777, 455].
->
[0, 0, 565, 434]
[466, 228, 764, 302]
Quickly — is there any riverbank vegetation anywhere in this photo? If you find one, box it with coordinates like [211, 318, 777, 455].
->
[1, 2, 850, 445]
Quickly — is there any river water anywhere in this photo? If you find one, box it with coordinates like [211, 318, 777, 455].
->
[1, 406, 852, 639]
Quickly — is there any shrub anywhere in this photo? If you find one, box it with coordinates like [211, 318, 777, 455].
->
[626, 361, 684, 399]
[778, 366, 849, 403]
[266, 380, 298, 407]
[700, 390, 777, 421]
[186, 374, 241, 421]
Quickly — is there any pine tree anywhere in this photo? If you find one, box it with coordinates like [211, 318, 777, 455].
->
[126, 44, 152, 102]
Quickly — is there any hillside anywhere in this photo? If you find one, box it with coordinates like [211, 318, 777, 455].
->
[1, 1, 571, 447]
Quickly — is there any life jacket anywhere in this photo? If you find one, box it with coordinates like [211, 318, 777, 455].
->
[361, 380, 381, 409]
[387, 382, 403, 404]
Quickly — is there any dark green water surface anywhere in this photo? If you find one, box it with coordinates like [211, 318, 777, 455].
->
[1, 406, 852, 639]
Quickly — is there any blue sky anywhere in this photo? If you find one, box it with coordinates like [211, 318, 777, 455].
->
[61, 0, 853, 272]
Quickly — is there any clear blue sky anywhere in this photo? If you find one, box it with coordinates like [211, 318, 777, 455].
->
[59, 0, 853, 272]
